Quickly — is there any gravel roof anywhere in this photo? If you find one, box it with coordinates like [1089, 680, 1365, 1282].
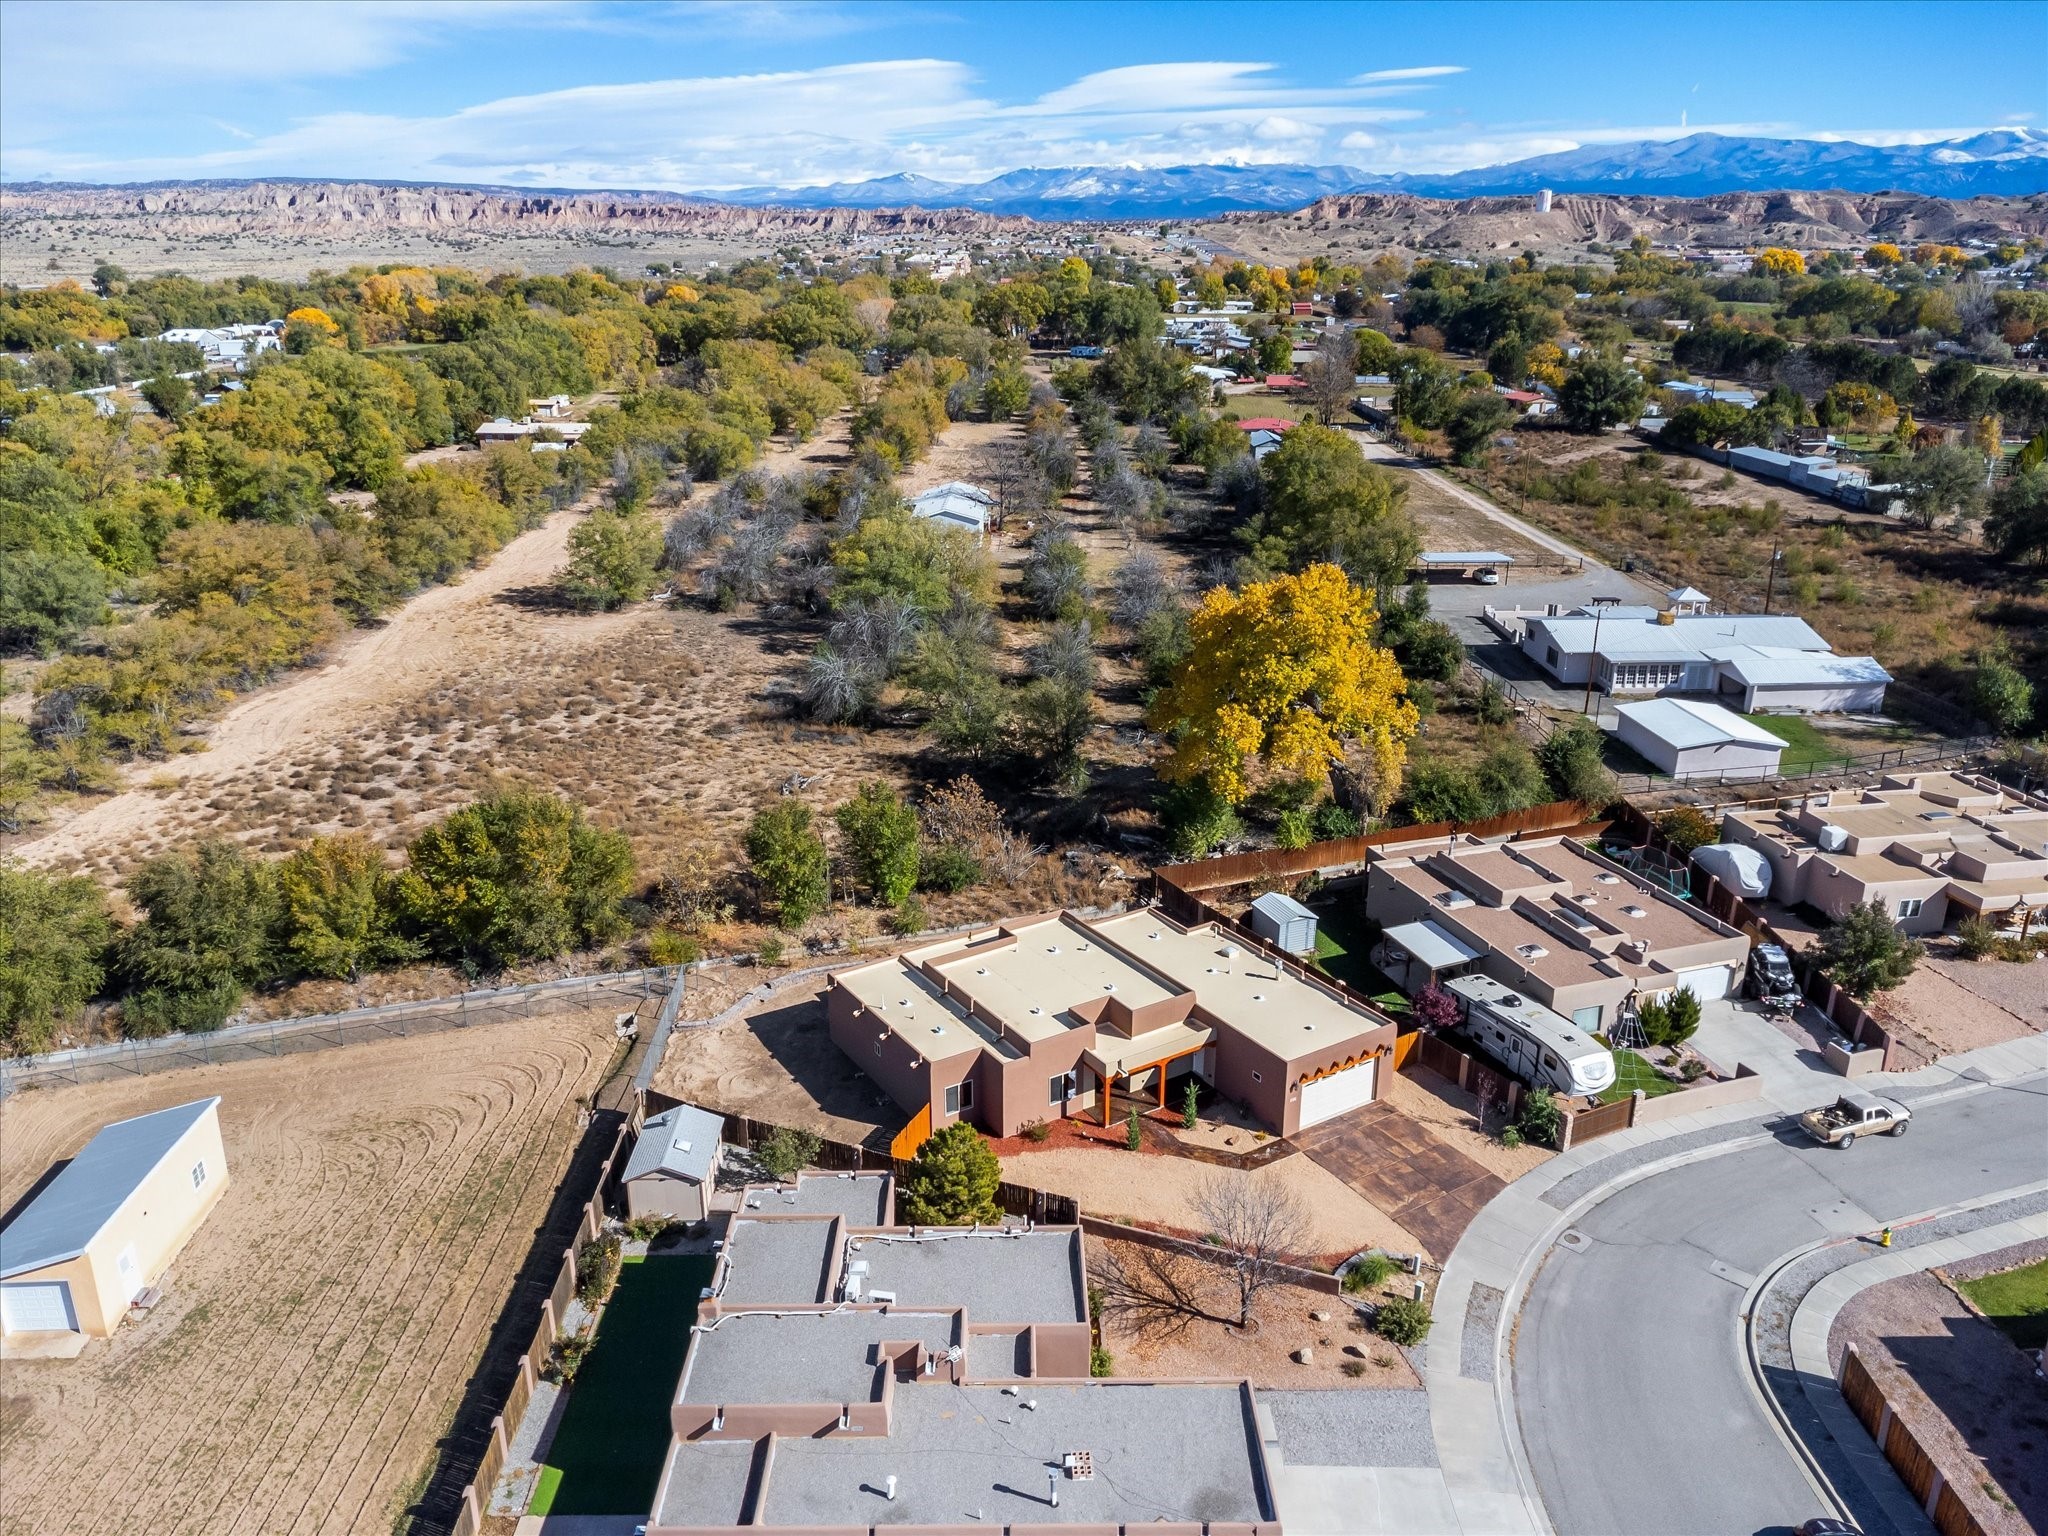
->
[738, 1173, 890, 1225]
[852, 1228, 1086, 1324]
[716, 1219, 838, 1306]
[677, 1309, 959, 1408]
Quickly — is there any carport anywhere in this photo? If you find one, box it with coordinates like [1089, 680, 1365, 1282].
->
[1416, 551, 1515, 582]
[1377, 920, 1482, 996]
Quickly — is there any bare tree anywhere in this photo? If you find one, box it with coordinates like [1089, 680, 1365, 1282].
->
[1110, 548, 1184, 632]
[1027, 619, 1096, 691]
[830, 594, 925, 679]
[1191, 1173, 1311, 1329]
[1300, 327, 1359, 425]
[1097, 1242, 1233, 1338]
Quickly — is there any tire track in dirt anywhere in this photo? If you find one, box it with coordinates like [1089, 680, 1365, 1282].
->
[0, 1013, 617, 1536]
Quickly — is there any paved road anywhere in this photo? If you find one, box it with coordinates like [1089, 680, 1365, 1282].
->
[1515, 1076, 2048, 1536]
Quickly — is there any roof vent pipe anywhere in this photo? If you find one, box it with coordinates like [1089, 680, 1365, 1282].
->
[885, 1475, 898, 1502]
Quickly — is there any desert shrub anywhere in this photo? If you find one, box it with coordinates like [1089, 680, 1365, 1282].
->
[118, 839, 281, 1035]
[755, 934, 784, 966]
[1, 863, 114, 1055]
[1342, 1359, 1368, 1378]
[1500, 1125, 1524, 1149]
[1125, 1106, 1144, 1149]
[1091, 1345, 1115, 1377]
[1275, 806, 1314, 850]
[647, 925, 701, 966]
[1022, 1119, 1052, 1144]
[917, 844, 982, 894]
[576, 1234, 623, 1306]
[1656, 806, 1720, 856]
[1311, 801, 1362, 840]
[1343, 1253, 1396, 1293]
[1954, 915, 2001, 960]
[889, 895, 928, 935]
[1159, 780, 1244, 859]
[544, 1329, 594, 1384]
[624, 1214, 676, 1242]
[835, 781, 920, 907]
[756, 1125, 821, 1181]
[1372, 1295, 1433, 1345]
[1517, 1087, 1562, 1148]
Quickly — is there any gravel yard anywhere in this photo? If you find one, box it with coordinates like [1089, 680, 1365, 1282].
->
[1865, 962, 2043, 1064]
[1379, 1066, 1551, 1183]
[1004, 1144, 1425, 1261]
[1926, 954, 2048, 1030]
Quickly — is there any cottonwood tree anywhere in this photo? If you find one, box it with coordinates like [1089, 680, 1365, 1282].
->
[1191, 1173, 1311, 1329]
[276, 833, 417, 982]
[0, 863, 113, 1054]
[1147, 563, 1418, 807]
[1300, 327, 1360, 425]
[744, 800, 829, 929]
[1243, 423, 1419, 595]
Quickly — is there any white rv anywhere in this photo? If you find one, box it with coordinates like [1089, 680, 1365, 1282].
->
[1445, 975, 1616, 1098]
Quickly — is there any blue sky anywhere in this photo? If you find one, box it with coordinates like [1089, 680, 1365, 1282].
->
[2, 0, 2041, 189]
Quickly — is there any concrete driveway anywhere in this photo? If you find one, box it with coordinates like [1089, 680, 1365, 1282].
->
[1292, 1101, 1506, 1261]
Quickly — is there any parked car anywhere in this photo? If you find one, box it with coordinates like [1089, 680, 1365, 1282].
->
[1799, 1092, 1911, 1148]
[1795, 1519, 1863, 1536]
[1477, 569, 1502, 584]
[1747, 943, 1799, 1005]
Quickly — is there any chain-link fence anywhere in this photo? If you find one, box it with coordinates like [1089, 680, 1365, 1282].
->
[0, 968, 679, 1097]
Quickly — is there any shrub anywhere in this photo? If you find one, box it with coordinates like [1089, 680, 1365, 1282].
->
[1126, 1106, 1143, 1150]
[1656, 806, 1719, 857]
[1343, 1253, 1396, 1293]
[756, 1125, 821, 1181]
[1500, 1125, 1524, 1149]
[1955, 915, 2003, 960]
[1372, 1295, 1434, 1345]
[647, 925, 701, 966]
[1159, 780, 1244, 859]
[899, 1121, 1003, 1225]
[1818, 898, 1923, 997]
[755, 934, 784, 966]
[576, 1235, 623, 1306]
[1342, 1358, 1368, 1377]
[623, 1215, 675, 1242]
[1311, 801, 1362, 840]
[888, 895, 928, 936]
[835, 781, 920, 908]
[1182, 1078, 1200, 1130]
[1090, 1345, 1114, 1377]
[1022, 1119, 1052, 1144]
[1517, 1087, 1562, 1148]
[918, 844, 982, 894]
[1274, 806, 1314, 850]
[544, 1328, 594, 1384]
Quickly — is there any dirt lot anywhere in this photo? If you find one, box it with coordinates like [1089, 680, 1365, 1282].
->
[1926, 952, 2048, 1029]
[0, 1009, 624, 1536]
[1090, 1235, 1421, 1390]
[1864, 959, 2045, 1065]
[1830, 1249, 2048, 1536]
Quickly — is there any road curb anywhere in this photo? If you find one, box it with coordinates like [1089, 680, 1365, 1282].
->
[1742, 1188, 2048, 1536]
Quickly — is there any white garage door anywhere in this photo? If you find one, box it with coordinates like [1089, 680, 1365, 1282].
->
[1298, 1058, 1379, 1129]
[1668, 965, 1732, 1001]
[1, 1281, 77, 1334]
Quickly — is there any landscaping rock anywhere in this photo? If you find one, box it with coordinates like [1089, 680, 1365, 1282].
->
[1310, 1309, 1331, 1322]
[1293, 1347, 1314, 1365]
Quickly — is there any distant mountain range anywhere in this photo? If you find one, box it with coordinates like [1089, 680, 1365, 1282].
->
[701, 131, 2048, 219]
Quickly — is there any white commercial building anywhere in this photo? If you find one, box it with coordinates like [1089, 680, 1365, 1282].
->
[1612, 699, 1787, 781]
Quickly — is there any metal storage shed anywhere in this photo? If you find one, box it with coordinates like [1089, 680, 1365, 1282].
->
[1246, 892, 1319, 954]
[623, 1103, 726, 1223]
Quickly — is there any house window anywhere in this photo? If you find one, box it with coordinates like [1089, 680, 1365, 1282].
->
[1896, 897, 1925, 919]
[874, 1041, 883, 1058]
[1049, 1071, 1077, 1105]
[1572, 1005, 1602, 1032]
[191, 1161, 206, 1190]
[1251, 1071, 1263, 1084]
[944, 1080, 974, 1117]
[1546, 646, 1560, 668]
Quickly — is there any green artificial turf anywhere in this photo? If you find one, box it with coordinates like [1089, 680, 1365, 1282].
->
[528, 1254, 715, 1515]
[1307, 903, 1411, 1014]
[1957, 1257, 2048, 1351]
[1597, 1049, 1682, 1105]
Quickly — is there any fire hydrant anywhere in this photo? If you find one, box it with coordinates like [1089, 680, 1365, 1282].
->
[1879, 1226, 1893, 1248]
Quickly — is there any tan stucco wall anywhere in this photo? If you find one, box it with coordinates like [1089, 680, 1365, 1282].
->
[11, 1107, 230, 1338]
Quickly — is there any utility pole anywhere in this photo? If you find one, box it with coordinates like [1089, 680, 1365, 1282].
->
[1762, 545, 1781, 614]
[1581, 604, 1606, 717]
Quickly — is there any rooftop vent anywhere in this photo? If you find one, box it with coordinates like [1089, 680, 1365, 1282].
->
[1622, 905, 1648, 918]
[1047, 945, 1061, 954]
[1062, 1451, 1095, 1481]
[1077, 942, 1091, 951]
[1501, 992, 1524, 1007]
[1435, 891, 1475, 909]
[1575, 893, 1601, 906]
[1029, 1006, 1043, 1016]
[1252, 994, 1265, 1002]
[976, 967, 988, 975]
[1921, 811, 1954, 821]
[1516, 943, 1548, 959]
[1103, 983, 1116, 992]
[1149, 931, 1161, 940]
[1595, 873, 1621, 885]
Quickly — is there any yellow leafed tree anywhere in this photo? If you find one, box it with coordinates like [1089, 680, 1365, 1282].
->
[1146, 563, 1418, 806]
[1751, 248, 1806, 278]
[286, 305, 341, 334]
[1864, 243, 1903, 268]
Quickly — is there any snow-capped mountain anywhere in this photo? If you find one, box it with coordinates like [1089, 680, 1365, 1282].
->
[695, 131, 2048, 217]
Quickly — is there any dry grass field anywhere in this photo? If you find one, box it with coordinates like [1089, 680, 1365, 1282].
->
[0, 1009, 624, 1536]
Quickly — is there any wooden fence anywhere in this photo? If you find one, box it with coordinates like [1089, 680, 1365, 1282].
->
[449, 1116, 636, 1536]
[1151, 798, 1608, 901]
[1839, 1344, 1990, 1536]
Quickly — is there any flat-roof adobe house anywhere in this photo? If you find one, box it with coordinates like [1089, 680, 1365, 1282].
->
[0, 1098, 227, 1338]
[828, 907, 1398, 1141]
[1718, 773, 2048, 935]
[1366, 835, 1750, 1033]
[649, 1174, 1278, 1534]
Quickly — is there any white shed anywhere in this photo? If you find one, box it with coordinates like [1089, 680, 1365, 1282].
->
[1246, 892, 1319, 954]
[623, 1103, 725, 1224]
[1612, 699, 1786, 782]
[910, 481, 996, 536]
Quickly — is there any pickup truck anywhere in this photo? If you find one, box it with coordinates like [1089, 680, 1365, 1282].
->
[1799, 1092, 1911, 1148]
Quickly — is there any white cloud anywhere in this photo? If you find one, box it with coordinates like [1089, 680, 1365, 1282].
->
[1352, 65, 1466, 82]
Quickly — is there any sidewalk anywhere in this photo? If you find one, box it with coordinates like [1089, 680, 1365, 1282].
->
[1424, 1027, 2046, 1535]
[1786, 1207, 2048, 1536]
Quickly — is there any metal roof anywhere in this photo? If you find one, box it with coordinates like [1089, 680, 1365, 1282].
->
[624, 1103, 725, 1187]
[1250, 891, 1317, 924]
[1381, 920, 1481, 972]
[1533, 612, 1831, 657]
[0, 1098, 220, 1279]
[1419, 551, 1514, 565]
[911, 482, 994, 531]
[1708, 647, 1893, 688]
[1614, 698, 1787, 751]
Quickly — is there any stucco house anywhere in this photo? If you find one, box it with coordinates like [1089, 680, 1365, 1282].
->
[827, 907, 1398, 1143]
[623, 1102, 725, 1224]
[1365, 835, 1750, 1033]
[0, 1098, 228, 1339]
